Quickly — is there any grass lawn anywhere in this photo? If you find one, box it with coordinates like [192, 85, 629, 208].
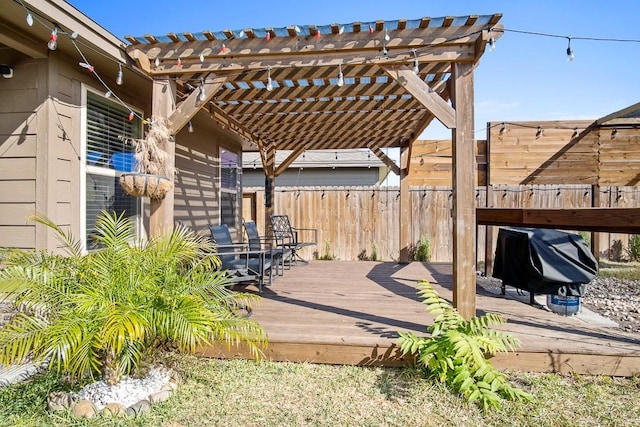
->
[1, 353, 639, 427]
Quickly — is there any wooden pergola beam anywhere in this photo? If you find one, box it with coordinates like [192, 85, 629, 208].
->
[133, 45, 476, 76]
[477, 208, 640, 233]
[369, 143, 400, 175]
[275, 145, 307, 177]
[382, 65, 456, 129]
[167, 76, 227, 135]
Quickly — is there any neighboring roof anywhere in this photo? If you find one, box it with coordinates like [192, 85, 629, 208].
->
[125, 14, 502, 153]
[243, 149, 385, 169]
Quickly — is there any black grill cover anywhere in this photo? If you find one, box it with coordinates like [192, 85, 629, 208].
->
[492, 227, 597, 296]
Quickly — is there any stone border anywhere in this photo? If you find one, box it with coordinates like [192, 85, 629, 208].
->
[47, 370, 182, 419]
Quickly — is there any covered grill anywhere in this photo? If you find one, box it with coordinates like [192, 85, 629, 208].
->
[492, 227, 597, 302]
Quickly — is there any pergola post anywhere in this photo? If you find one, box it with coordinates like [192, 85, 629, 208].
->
[150, 78, 176, 238]
[263, 145, 276, 236]
[399, 144, 411, 262]
[451, 62, 476, 319]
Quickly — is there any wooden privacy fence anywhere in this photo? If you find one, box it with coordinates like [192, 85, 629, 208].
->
[244, 185, 640, 263]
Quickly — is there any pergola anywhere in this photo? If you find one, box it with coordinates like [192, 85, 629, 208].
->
[125, 13, 503, 318]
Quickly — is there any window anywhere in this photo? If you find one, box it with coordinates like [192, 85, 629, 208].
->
[83, 90, 142, 249]
[220, 148, 239, 228]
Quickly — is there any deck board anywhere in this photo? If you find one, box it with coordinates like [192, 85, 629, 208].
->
[203, 261, 640, 376]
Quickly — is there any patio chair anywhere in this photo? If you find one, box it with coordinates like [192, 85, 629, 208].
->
[209, 224, 273, 293]
[269, 214, 317, 265]
[244, 220, 291, 276]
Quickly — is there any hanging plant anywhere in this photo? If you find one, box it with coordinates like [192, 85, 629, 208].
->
[119, 117, 175, 200]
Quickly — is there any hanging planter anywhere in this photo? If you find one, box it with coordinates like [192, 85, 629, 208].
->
[119, 173, 173, 200]
[119, 117, 175, 200]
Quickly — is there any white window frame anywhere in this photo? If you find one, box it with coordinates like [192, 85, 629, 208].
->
[80, 85, 144, 251]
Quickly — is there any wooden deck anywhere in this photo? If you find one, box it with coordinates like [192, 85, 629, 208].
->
[202, 261, 640, 376]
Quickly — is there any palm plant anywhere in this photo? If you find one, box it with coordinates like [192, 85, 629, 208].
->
[0, 211, 266, 385]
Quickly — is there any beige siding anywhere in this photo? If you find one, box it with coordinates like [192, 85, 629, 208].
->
[0, 58, 39, 249]
[173, 115, 221, 235]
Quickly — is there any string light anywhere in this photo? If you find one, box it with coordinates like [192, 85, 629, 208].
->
[26, 12, 33, 26]
[154, 57, 160, 67]
[315, 29, 321, 40]
[266, 30, 271, 41]
[199, 51, 205, 62]
[188, 121, 194, 133]
[488, 28, 496, 52]
[337, 64, 344, 87]
[611, 129, 618, 139]
[566, 37, 575, 61]
[384, 28, 390, 42]
[571, 127, 579, 139]
[105, 90, 112, 98]
[198, 79, 206, 102]
[412, 49, 419, 75]
[220, 44, 228, 54]
[176, 57, 182, 68]
[47, 26, 58, 50]
[79, 61, 94, 73]
[499, 122, 506, 135]
[128, 111, 134, 121]
[266, 67, 273, 91]
[115, 63, 123, 85]
[535, 126, 544, 138]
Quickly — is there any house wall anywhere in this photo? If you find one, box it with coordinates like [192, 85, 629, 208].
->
[0, 51, 41, 249]
[243, 167, 382, 187]
[0, 45, 152, 252]
[174, 114, 244, 239]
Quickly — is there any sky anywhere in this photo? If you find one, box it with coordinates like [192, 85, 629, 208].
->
[65, 0, 639, 185]
[66, 0, 640, 140]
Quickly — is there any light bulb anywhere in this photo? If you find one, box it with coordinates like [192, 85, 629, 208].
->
[26, 13, 33, 26]
[198, 84, 206, 102]
[566, 46, 575, 61]
[188, 121, 194, 133]
[128, 112, 134, 121]
[413, 59, 419, 75]
[382, 46, 388, 56]
[154, 57, 160, 67]
[384, 29, 390, 42]
[116, 64, 123, 85]
[176, 57, 182, 68]
[105, 90, 112, 98]
[266, 67, 273, 91]
[199, 52, 204, 62]
[337, 64, 344, 87]
[70, 31, 78, 40]
[47, 27, 58, 50]
[488, 37, 495, 52]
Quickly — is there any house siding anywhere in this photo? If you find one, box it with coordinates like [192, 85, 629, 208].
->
[0, 57, 41, 249]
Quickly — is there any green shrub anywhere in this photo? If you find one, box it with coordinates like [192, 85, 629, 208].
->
[370, 242, 378, 261]
[318, 240, 336, 260]
[398, 280, 532, 412]
[627, 235, 640, 261]
[0, 211, 266, 385]
[415, 235, 431, 262]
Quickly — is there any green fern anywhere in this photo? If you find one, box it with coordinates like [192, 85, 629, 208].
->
[398, 280, 532, 412]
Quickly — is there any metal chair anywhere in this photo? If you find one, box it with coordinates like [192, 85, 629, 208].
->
[244, 220, 291, 276]
[269, 215, 317, 265]
[209, 224, 272, 292]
